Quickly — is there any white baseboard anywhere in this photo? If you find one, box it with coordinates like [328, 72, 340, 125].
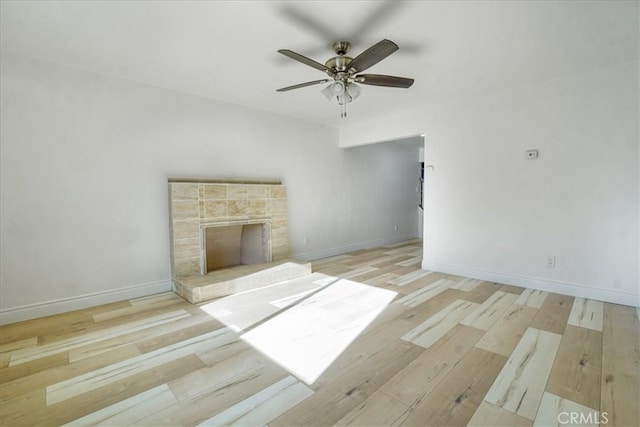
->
[422, 260, 640, 308]
[0, 279, 173, 325]
[292, 234, 417, 261]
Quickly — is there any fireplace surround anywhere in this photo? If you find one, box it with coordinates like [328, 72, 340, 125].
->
[168, 178, 290, 281]
[168, 179, 313, 304]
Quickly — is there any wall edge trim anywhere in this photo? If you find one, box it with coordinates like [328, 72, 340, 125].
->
[0, 279, 173, 325]
[421, 260, 640, 308]
[292, 234, 418, 261]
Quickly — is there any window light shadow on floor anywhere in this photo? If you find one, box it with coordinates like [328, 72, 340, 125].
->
[199, 273, 397, 385]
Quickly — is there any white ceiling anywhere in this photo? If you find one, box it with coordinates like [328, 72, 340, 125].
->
[1, 1, 638, 127]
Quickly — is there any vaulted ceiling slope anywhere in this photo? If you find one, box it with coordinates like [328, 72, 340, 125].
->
[1, 0, 638, 127]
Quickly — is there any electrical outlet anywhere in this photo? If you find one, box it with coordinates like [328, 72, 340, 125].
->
[394, 225, 399, 232]
[526, 149, 539, 159]
[546, 255, 555, 268]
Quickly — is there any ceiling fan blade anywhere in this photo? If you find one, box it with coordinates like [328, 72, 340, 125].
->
[349, 2, 405, 43]
[278, 5, 339, 43]
[276, 79, 331, 92]
[278, 49, 333, 74]
[355, 74, 415, 88]
[348, 39, 399, 73]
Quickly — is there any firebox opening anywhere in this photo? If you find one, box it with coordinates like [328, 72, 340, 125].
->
[204, 223, 270, 273]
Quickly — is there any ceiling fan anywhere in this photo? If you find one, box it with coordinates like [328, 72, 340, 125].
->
[276, 39, 414, 118]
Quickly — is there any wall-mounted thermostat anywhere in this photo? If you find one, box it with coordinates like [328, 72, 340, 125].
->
[525, 149, 539, 159]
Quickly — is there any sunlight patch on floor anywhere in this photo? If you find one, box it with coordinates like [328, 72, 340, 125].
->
[199, 273, 332, 332]
[200, 273, 397, 385]
[241, 278, 396, 385]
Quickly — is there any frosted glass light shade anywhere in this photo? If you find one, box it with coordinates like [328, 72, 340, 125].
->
[347, 83, 361, 99]
[321, 81, 345, 101]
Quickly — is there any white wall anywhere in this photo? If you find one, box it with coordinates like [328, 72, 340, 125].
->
[340, 60, 640, 307]
[0, 51, 420, 323]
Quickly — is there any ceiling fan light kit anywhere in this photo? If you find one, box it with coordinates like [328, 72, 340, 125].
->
[277, 39, 414, 118]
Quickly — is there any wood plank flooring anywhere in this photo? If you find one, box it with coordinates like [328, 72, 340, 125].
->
[1, 240, 639, 426]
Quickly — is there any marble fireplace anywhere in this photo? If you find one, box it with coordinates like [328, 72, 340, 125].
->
[168, 178, 308, 303]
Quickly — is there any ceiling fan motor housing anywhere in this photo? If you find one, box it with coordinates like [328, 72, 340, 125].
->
[327, 41, 355, 75]
[325, 56, 353, 73]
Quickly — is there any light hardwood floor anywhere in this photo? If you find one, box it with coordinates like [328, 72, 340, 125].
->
[1, 240, 638, 426]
